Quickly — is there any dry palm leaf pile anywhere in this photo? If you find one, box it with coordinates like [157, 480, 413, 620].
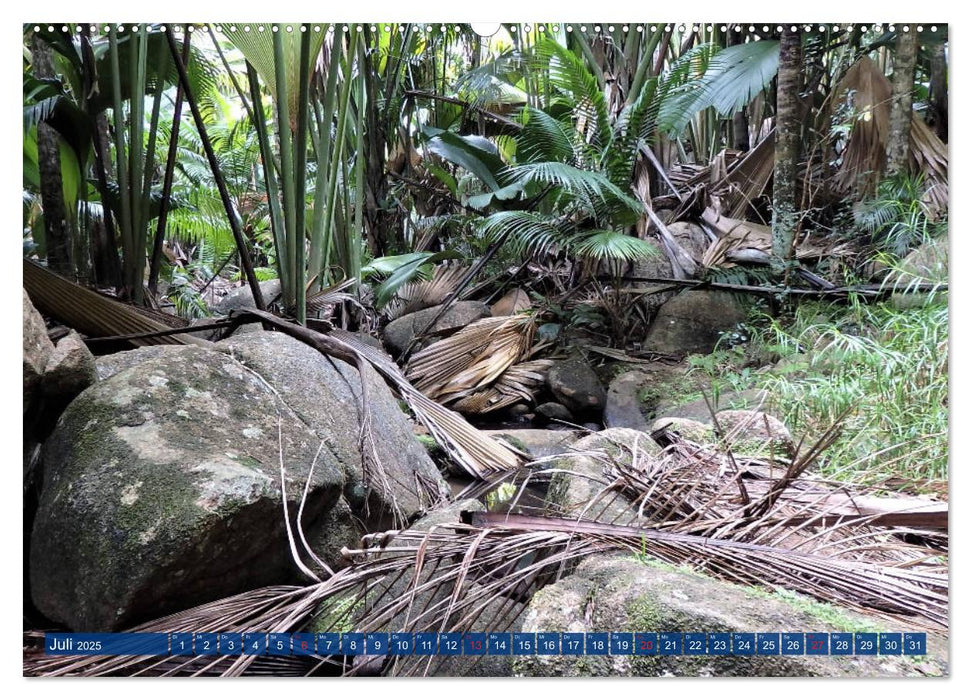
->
[406, 314, 553, 415]
[27, 418, 947, 677]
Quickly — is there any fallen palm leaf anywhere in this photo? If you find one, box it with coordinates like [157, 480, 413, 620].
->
[384, 264, 468, 321]
[406, 315, 539, 407]
[701, 207, 853, 269]
[23, 259, 206, 347]
[450, 359, 554, 414]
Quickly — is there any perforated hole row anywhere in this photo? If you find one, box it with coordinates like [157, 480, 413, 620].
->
[29, 23, 939, 36]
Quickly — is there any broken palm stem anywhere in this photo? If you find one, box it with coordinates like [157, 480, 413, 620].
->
[598, 275, 947, 300]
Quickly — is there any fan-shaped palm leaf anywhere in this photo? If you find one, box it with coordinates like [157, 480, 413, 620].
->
[569, 230, 662, 262]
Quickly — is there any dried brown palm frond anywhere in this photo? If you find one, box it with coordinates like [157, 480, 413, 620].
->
[707, 132, 776, 220]
[26, 501, 946, 677]
[700, 207, 854, 269]
[23, 258, 204, 346]
[450, 359, 554, 414]
[405, 315, 538, 406]
[305, 278, 363, 317]
[832, 56, 948, 213]
[557, 426, 947, 578]
[384, 264, 468, 321]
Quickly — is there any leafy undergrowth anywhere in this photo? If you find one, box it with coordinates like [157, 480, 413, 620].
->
[690, 295, 948, 489]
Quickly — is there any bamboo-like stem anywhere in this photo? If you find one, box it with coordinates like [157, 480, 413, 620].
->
[108, 30, 133, 296]
[164, 26, 265, 310]
[149, 27, 191, 296]
[247, 64, 287, 286]
[321, 28, 358, 283]
[309, 26, 341, 286]
[273, 29, 297, 312]
[137, 56, 164, 304]
[293, 28, 312, 324]
[350, 40, 366, 287]
[128, 26, 148, 302]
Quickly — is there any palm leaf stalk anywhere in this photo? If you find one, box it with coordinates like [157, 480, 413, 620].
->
[107, 29, 134, 294]
[272, 29, 298, 313]
[164, 26, 265, 310]
[148, 27, 191, 296]
[247, 63, 287, 286]
[308, 25, 340, 290]
[319, 28, 359, 287]
[293, 29, 312, 324]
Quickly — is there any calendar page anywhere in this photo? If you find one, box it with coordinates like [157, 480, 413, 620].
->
[21, 17, 949, 681]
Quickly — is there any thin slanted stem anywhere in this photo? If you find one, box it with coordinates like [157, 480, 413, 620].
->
[309, 26, 341, 287]
[149, 27, 192, 296]
[321, 28, 358, 283]
[164, 26, 265, 310]
[247, 63, 287, 286]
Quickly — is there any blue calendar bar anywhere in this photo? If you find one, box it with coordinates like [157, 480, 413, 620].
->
[43, 631, 928, 657]
[44, 633, 168, 656]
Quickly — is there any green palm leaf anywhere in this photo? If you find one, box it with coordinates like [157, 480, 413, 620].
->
[659, 41, 780, 136]
[477, 210, 570, 258]
[219, 24, 324, 119]
[534, 38, 611, 151]
[569, 230, 661, 262]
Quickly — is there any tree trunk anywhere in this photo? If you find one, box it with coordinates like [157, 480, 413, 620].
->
[771, 31, 802, 270]
[886, 29, 918, 177]
[727, 30, 750, 152]
[31, 34, 73, 275]
[928, 40, 947, 143]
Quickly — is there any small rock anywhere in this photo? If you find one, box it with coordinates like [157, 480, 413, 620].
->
[547, 358, 606, 416]
[650, 417, 714, 443]
[42, 331, 97, 400]
[667, 221, 710, 264]
[887, 236, 948, 310]
[546, 428, 662, 524]
[604, 371, 651, 431]
[485, 429, 581, 459]
[535, 401, 574, 424]
[23, 289, 55, 414]
[714, 410, 794, 457]
[213, 279, 282, 314]
[491, 288, 531, 316]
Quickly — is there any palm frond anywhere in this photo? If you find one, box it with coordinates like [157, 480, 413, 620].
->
[476, 210, 570, 258]
[406, 315, 537, 404]
[516, 106, 579, 164]
[569, 230, 661, 262]
[534, 38, 611, 151]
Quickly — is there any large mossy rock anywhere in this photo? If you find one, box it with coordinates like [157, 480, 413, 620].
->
[30, 344, 344, 631]
[382, 301, 491, 357]
[643, 290, 747, 356]
[215, 331, 448, 523]
[515, 555, 947, 677]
